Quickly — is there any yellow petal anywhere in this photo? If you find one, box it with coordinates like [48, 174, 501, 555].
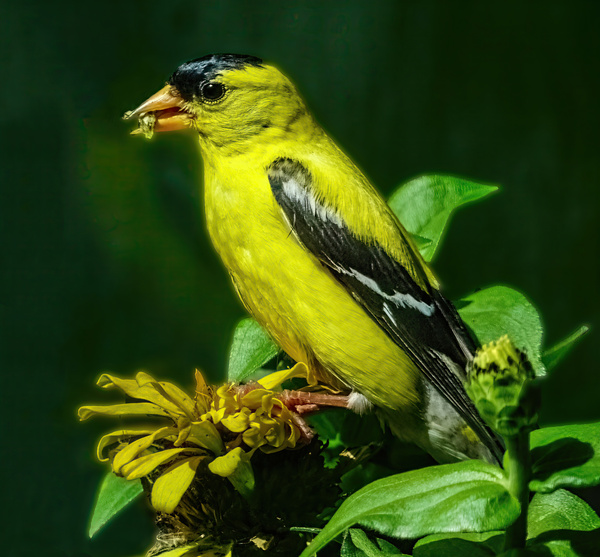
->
[97, 373, 186, 418]
[136, 371, 197, 419]
[145, 546, 193, 557]
[78, 402, 171, 421]
[121, 447, 201, 480]
[261, 419, 287, 449]
[208, 447, 255, 498]
[185, 421, 224, 455]
[241, 389, 273, 412]
[215, 384, 239, 413]
[175, 417, 192, 446]
[257, 362, 310, 390]
[194, 369, 212, 415]
[151, 456, 203, 513]
[152, 542, 233, 557]
[221, 408, 251, 433]
[112, 427, 177, 474]
[204, 407, 226, 424]
[241, 423, 266, 449]
[97, 429, 157, 461]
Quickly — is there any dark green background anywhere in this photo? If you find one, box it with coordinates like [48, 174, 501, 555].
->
[2, 2, 598, 556]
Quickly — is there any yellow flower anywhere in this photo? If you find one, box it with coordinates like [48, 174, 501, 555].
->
[79, 371, 223, 513]
[79, 364, 315, 512]
[208, 366, 307, 454]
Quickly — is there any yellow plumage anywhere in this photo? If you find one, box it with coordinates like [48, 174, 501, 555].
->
[126, 54, 501, 463]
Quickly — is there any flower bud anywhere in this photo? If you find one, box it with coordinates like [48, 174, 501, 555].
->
[466, 335, 540, 437]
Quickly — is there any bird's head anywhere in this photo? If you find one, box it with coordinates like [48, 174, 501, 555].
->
[124, 54, 312, 153]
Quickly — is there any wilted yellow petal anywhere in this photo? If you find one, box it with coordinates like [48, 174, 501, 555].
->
[78, 402, 171, 421]
[257, 362, 310, 390]
[153, 542, 233, 557]
[194, 369, 212, 415]
[214, 385, 240, 415]
[174, 417, 192, 446]
[221, 408, 251, 433]
[136, 372, 197, 419]
[208, 447, 245, 477]
[204, 407, 226, 424]
[241, 389, 273, 412]
[263, 422, 286, 448]
[121, 447, 201, 480]
[241, 422, 266, 450]
[287, 424, 301, 447]
[112, 426, 177, 474]
[97, 373, 186, 418]
[208, 447, 255, 498]
[151, 456, 203, 513]
[96, 429, 156, 461]
[145, 546, 193, 557]
[185, 421, 224, 455]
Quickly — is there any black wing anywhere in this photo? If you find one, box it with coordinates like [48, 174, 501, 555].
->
[268, 158, 503, 462]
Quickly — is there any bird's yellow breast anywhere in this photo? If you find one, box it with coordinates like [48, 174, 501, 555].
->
[201, 147, 422, 414]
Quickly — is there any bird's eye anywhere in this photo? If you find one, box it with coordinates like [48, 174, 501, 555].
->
[201, 82, 226, 102]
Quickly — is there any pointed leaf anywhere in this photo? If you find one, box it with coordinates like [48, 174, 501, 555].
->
[341, 528, 407, 556]
[151, 456, 203, 513]
[542, 325, 589, 372]
[227, 318, 279, 382]
[388, 175, 497, 262]
[88, 472, 143, 538]
[458, 285, 545, 377]
[300, 460, 518, 557]
[530, 422, 600, 493]
[414, 532, 502, 557]
[527, 490, 600, 556]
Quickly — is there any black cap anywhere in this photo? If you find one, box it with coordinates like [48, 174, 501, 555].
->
[169, 54, 263, 102]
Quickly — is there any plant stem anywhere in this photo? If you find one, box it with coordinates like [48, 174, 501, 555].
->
[504, 430, 531, 550]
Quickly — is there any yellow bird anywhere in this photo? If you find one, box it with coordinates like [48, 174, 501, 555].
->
[125, 54, 502, 464]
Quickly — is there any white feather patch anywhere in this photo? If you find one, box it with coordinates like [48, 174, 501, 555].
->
[346, 268, 435, 316]
[347, 391, 374, 414]
[281, 178, 343, 226]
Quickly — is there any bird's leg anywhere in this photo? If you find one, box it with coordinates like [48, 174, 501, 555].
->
[278, 390, 351, 415]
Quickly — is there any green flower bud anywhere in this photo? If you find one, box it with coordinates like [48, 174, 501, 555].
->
[466, 335, 540, 438]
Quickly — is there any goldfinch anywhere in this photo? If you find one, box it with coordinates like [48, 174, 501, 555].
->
[125, 54, 503, 464]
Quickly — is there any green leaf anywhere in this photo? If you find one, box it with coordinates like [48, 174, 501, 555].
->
[310, 409, 385, 447]
[527, 490, 600, 556]
[458, 285, 545, 377]
[299, 460, 518, 557]
[227, 318, 279, 382]
[388, 174, 498, 262]
[529, 422, 600, 493]
[341, 463, 396, 495]
[414, 532, 503, 557]
[308, 409, 386, 468]
[528, 490, 600, 539]
[88, 472, 144, 538]
[341, 529, 407, 556]
[542, 325, 589, 372]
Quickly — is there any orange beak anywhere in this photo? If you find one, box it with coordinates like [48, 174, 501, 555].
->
[123, 85, 191, 134]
